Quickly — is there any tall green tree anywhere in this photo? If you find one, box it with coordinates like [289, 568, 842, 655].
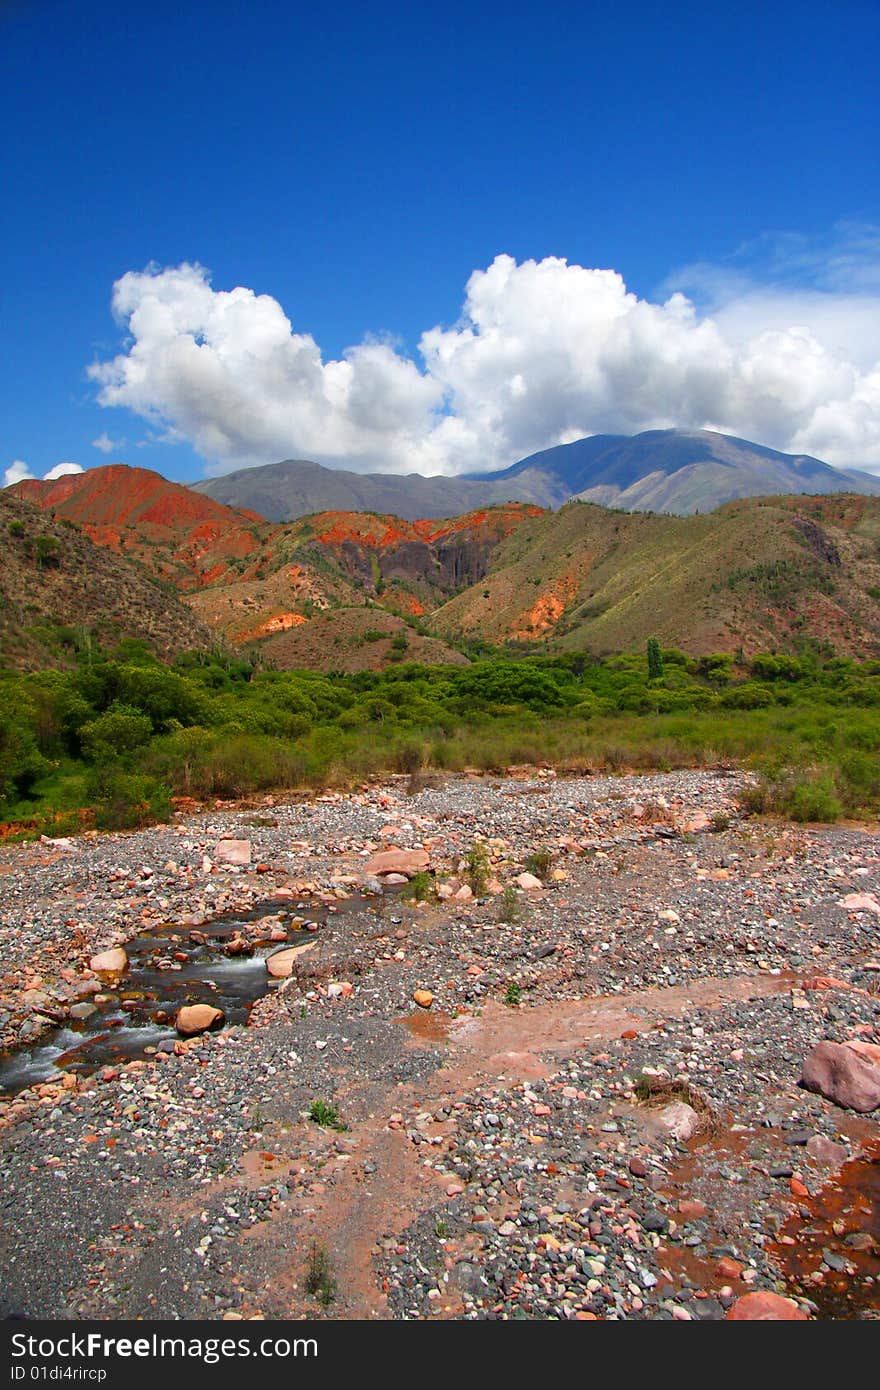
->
[646, 637, 663, 681]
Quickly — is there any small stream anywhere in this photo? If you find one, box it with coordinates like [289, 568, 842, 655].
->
[0, 897, 353, 1094]
[770, 1141, 880, 1319]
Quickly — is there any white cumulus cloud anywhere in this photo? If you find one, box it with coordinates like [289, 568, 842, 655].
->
[3, 460, 34, 487]
[44, 462, 84, 480]
[89, 246, 880, 476]
[3, 460, 83, 488]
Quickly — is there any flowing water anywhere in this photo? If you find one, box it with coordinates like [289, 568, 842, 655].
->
[0, 897, 347, 1094]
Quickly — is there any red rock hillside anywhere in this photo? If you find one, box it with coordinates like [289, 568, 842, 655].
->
[11, 465, 266, 590]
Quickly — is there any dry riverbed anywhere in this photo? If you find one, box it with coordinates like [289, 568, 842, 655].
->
[0, 769, 878, 1320]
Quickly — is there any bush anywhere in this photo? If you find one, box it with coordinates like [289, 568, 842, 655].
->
[304, 1242, 337, 1307]
[466, 840, 490, 895]
[400, 871, 434, 903]
[308, 1099, 347, 1131]
[740, 770, 842, 823]
[146, 731, 308, 799]
[79, 707, 152, 762]
[86, 768, 172, 830]
[524, 849, 553, 880]
[498, 885, 520, 923]
[783, 773, 843, 823]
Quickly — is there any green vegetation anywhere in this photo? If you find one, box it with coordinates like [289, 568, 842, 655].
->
[504, 981, 522, 1007]
[498, 885, 521, 923]
[399, 870, 435, 902]
[308, 1099, 347, 1131]
[646, 636, 663, 681]
[2, 632, 880, 834]
[33, 536, 61, 571]
[523, 849, 553, 881]
[465, 840, 491, 895]
[304, 1242, 337, 1306]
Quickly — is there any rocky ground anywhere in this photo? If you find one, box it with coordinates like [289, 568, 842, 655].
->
[0, 768, 878, 1321]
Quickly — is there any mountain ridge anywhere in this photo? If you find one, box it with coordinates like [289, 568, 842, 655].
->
[10, 458, 880, 670]
[193, 429, 880, 520]
[0, 491, 216, 669]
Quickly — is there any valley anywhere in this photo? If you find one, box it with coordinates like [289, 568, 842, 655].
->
[0, 770, 877, 1320]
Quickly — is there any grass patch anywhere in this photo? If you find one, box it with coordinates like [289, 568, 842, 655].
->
[399, 870, 435, 903]
[308, 1099, 347, 1132]
[304, 1242, 337, 1306]
[498, 885, 521, 923]
[465, 840, 490, 895]
[633, 1074, 720, 1135]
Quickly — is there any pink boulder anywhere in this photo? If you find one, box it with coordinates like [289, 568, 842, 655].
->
[363, 849, 430, 877]
[801, 1041, 880, 1113]
[726, 1292, 808, 1321]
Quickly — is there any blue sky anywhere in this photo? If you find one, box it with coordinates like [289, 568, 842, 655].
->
[2, 0, 880, 485]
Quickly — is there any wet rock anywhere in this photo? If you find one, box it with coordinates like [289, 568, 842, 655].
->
[175, 1003, 224, 1036]
[726, 1292, 808, 1320]
[68, 1001, 97, 1021]
[801, 1041, 880, 1113]
[266, 942, 316, 979]
[89, 947, 127, 974]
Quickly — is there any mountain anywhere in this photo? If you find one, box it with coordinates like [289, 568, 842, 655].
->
[11, 459, 880, 669]
[10, 464, 265, 590]
[429, 492, 880, 660]
[7, 466, 536, 672]
[475, 429, 880, 513]
[193, 430, 880, 520]
[0, 491, 215, 670]
[192, 457, 549, 521]
[185, 504, 542, 667]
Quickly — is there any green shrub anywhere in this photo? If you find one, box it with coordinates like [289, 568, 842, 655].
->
[783, 773, 843, 823]
[646, 637, 663, 681]
[399, 870, 435, 902]
[498, 885, 520, 923]
[33, 536, 60, 570]
[740, 770, 842, 823]
[524, 849, 553, 880]
[79, 707, 152, 761]
[309, 1100, 347, 1131]
[466, 840, 490, 895]
[304, 1242, 337, 1306]
[86, 768, 172, 830]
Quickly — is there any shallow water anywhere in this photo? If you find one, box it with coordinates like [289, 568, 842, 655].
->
[0, 897, 339, 1094]
[771, 1141, 880, 1319]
